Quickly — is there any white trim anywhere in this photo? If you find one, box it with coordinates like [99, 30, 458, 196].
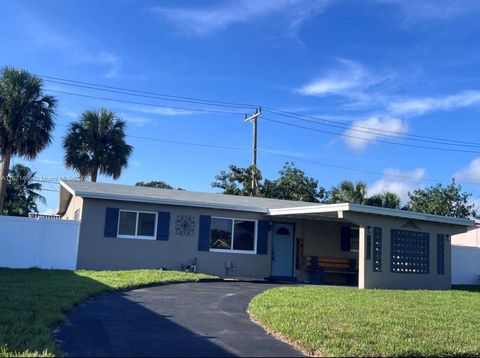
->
[117, 210, 157, 240]
[268, 203, 475, 227]
[209, 216, 258, 254]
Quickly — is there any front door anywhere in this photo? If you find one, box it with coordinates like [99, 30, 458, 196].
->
[271, 223, 294, 277]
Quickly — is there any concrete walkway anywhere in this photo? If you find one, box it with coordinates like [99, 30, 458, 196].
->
[55, 281, 303, 357]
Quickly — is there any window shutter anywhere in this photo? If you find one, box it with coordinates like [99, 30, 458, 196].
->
[257, 220, 270, 255]
[156, 211, 170, 241]
[198, 215, 211, 251]
[341, 226, 351, 251]
[104, 207, 119, 238]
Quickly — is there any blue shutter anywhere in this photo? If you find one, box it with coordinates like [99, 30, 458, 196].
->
[257, 220, 270, 255]
[341, 226, 351, 251]
[198, 215, 211, 251]
[156, 211, 170, 241]
[104, 207, 119, 238]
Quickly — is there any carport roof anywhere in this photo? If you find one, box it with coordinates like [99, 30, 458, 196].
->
[268, 203, 475, 227]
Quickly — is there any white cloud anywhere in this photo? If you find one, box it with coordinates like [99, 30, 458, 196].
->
[9, 3, 120, 78]
[455, 158, 480, 182]
[298, 60, 380, 97]
[151, 0, 330, 35]
[389, 90, 480, 117]
[369, 168, 426, 204]
[344, 116, 408, 151]
[133, 107, 196, 116]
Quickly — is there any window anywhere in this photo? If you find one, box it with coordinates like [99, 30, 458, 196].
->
[118, 210, 157, 239]
[350, 227, 359, 252]
[209, 217, 257, 253]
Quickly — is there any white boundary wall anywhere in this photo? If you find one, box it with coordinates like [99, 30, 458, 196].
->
[0, 216, 80, 270]
[452, 245, 480, 285]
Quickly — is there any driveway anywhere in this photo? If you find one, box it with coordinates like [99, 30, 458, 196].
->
[54, 281, 303, 357]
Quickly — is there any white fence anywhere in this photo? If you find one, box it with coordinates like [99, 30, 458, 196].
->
[452, 245, 480, 285]
[0, 216, 80, 270]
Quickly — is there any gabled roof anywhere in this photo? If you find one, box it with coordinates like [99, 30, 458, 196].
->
[58, 180, 475, 227]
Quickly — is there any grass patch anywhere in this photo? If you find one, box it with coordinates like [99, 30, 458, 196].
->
[0, 268, 216, 357]
[249, 286, 480, 357]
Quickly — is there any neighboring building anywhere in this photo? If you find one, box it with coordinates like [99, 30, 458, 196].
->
[58, 180, 474, 290]
[452, 221, 480, 285]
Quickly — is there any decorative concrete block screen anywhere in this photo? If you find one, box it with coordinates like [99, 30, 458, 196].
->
[437, 234, 445, 275]
[390, 229, 430, 274]
[0, 216, 80, 270]
[373, 227, 382, 272]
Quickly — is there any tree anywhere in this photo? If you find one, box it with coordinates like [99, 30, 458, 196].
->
[329, 180, 367, 204]
[407, 179, 476, 218]
[135, 181, 173, 189]
[0, 67, 56, 213]
[261, 162, 328, 203]
[3, 164, 46, 216]
[212, 164, 261, 197]
[365, 191, 401, 209]
[63, 109, 133, 182]
[135, 181, 185, 190]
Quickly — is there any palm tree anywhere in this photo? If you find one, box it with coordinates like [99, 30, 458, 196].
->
[63, 109, 133, 182]
[4, 164, 46, 216]
[329, 180, 367, 204]
[0, 67, 56, 214]
[365, 191, 401, 209]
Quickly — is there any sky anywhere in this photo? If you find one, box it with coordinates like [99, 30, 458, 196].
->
[1, 0, 480, 213]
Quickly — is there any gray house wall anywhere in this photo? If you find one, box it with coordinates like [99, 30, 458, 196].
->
[344, 212, 457, 290]
[76, 198, 272, 278]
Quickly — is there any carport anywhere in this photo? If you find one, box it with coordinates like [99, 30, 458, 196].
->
[268, 203, 474, 289]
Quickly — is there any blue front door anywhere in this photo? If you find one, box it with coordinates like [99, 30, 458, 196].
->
[271, 223, 294, 277]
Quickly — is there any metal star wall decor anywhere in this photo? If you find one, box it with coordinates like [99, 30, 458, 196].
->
[401, 219, 421, 230]
[175, 215, 195, 236]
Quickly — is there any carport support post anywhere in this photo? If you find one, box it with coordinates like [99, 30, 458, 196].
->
[358, 226, 366, 289]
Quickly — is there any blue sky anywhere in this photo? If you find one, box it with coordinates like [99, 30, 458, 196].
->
[1, 0, 480, 213]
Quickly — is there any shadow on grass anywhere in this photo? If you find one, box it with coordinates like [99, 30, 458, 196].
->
[452, 285, 480, 292]
[0, 268, 226, 357]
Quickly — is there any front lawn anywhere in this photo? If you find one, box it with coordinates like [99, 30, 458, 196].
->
[0, 268, 216, 357]
[249, 286, 480, 357]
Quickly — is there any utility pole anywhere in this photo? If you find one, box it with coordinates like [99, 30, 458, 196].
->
[244, 107, 261, 192]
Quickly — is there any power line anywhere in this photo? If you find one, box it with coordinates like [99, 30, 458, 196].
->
[262, 116, 480, 154]
[263, 107, 480, 147]
[39, 74, 258, 109]
[45, 89, 249, 116]
[42, 74, 480, 149]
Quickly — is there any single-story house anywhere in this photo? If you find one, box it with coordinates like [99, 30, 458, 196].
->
[58, 180, 475, 290]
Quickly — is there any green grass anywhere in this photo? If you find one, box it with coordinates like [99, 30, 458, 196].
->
[249, 285, 480, 357]
[0, 268, 216, 357]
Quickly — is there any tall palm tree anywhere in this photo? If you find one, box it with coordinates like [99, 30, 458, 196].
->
[0, 67, 56, 213]
[365, 191, 401, 209]
[4, 164, 46, 216]
[63, 109, 133, 182]
[329, 180, 367, 204]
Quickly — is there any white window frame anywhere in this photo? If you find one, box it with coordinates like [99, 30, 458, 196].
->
[117, 210, 158, 240]
[209, 216, 258, 254]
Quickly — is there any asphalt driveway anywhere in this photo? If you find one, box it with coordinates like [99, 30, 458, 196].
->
[54, 281, 303, 357]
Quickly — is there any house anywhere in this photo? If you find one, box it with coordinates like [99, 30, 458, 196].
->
[451, 220, 480, 284]
[58, 180, 475, 290]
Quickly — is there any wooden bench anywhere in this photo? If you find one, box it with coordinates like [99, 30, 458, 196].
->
[306, 256, 358, 285]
